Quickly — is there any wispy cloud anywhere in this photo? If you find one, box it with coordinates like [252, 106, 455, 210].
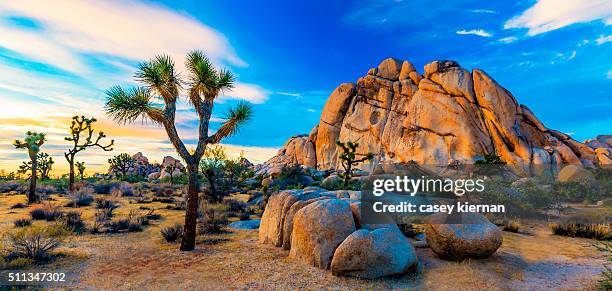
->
[0, 0, 269, 104]
[498, 36, 518, 43]
[504, 0, 612, 35]
[456, 29, 493, 37]
[277, 92, 301, 97]
[469, 9, 498, 14]
[607, 70, 612, 79]
[596, 34, 612, 44]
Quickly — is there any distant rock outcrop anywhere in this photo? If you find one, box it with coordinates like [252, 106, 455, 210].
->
[261, 58, 606, 175]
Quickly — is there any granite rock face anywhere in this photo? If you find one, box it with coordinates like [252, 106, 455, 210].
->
[262, 58, 605, 175]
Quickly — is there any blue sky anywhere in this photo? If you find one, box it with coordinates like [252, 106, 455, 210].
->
[0, 0, 610, 173]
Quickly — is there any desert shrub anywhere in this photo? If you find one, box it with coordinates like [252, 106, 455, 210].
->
[10, 203, 26, 209]
[145, 209, 162, 220]
[198, 203, 229, 234]
[62, 211, 86, 233]
[95, 197, 120, 210]
[110, 182, 134, 197]
[4, 224, 68, 261]
[92, 181, 121, 194]
[502, 220, 521, 233]
[106, 219, 131, 233]
[551, 223, 611, 240]
[550, 212, 611, 240]
[223, 198, 247, 216]
[153, 183, 176, 197]
[65, 186, 94, 207]
[6, 257, 34, 268]
[105, 210, 147, 233]
[0, 180, 22, 193]
[29, 208, 47, 220]
[36, 184, 59, 196]
[30, 203, 63, 221]
[152, 197, 175, 204]
[161, 224, 183, 242]
[14, 219, 32, 228]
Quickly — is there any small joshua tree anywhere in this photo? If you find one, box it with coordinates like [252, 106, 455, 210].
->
[37, 153, 54, 180]
[64, 116, 114, 191]
[336, 140, 374, 189]
[105, 51, 253, 251]
[17, 153, 54, 180]
[13, 132, 46, 203]
[165, 160, 182, 185]
[108, 153, 135, 178]
[76, 161, 86, 180]
[200, 145, 228, 202]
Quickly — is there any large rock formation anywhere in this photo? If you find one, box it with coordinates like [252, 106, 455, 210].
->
[262, 58, 605, 175]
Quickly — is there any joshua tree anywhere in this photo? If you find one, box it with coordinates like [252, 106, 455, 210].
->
[165, 160, 182, 185]
[13, 131, 46, 203]
[336, 140, 374, 189]
[76, 161, 86, 180]
[37, 153, 54, 180]
[64, 116, 114, 191]
[17, 153, 54, 180]
[108, 153, 135, 178]
[105, 51, 253, 251]
[200, 145, 228, 202]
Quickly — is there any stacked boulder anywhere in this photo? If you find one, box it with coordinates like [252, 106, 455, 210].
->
[585, 135, 612, 167]
[147, 156, 186, 180]
[260, 189, 505, 278]
[260, 188, 419, 279]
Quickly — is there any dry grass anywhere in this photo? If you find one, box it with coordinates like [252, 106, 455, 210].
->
[0, 191, 608, 289]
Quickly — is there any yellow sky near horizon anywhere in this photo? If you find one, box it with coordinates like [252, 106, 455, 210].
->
[0, 115, 279, 177]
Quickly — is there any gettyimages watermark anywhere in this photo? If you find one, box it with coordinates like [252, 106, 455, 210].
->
[356, 164, 609, 225]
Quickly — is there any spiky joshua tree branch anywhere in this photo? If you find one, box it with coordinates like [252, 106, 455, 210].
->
[104, 50, 253, 251]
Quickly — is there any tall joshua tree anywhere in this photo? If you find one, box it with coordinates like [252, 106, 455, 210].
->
[13, 132, 46, 203]
[105, 51, 253, 251]
[64, 116, 114, 191]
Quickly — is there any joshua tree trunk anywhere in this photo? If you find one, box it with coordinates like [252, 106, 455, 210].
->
[180, 164, 200, 251]
[68, 156, 75, 191]
[29, 157, 37, 204]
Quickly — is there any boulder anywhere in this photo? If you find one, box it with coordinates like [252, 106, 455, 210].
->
[375, 58, 403, 81]
[425, 213, 502, 261]
[289, 199, 356, 269]
[281, 196, 329, 250]
[331, 228, 418, 279]
[557, 165, 594, 183]
[259, 191, 300, 246]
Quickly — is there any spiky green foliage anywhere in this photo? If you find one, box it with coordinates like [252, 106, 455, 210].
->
[76, 161, 86, 180]
[13, 131, 46, 203]
[104, 50, 253, 251]
[108, 153, 135, 178]
[64, 116, 114, 190]
[336, 140, 374, 189]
